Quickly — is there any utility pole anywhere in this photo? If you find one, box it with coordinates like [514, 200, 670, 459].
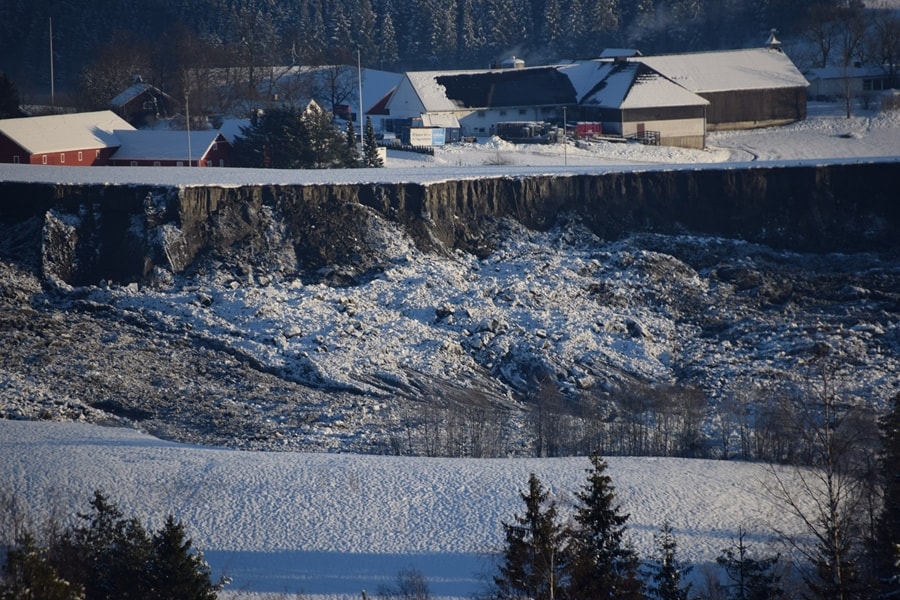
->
[185, 92, 192, 166]
[357, 49, 364, 155]
[49, 17, 55, 107]
[562, 106, 567, 166]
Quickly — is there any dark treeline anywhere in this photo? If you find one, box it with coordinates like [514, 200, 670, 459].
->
[0, 0, 846, 100]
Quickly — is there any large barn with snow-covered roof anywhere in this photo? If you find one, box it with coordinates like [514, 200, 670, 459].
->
[639, 47, 809, 130]
[0, 110, 134, 166]
[384, 45, 807, 148]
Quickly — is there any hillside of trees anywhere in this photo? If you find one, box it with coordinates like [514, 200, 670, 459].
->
[2, 0, 890, 107]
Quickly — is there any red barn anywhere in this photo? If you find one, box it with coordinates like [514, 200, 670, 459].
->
[109, 130, 231, 167]
[0, 110, 134, 166]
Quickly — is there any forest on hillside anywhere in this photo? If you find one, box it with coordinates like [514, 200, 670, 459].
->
[1, 0, 892, 104]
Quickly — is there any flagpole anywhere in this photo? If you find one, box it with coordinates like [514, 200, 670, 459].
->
[357, 49, 364, 154]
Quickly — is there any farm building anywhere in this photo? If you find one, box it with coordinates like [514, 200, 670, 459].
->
[108, 130, 231, 167]
[0, 110, 134, 165]
[804, 65, 894, 101]
[571, 61, 709, 149]
[384, 66, 576, 138]
[639, 47, 809, 130]
[110, 78, 177, 127]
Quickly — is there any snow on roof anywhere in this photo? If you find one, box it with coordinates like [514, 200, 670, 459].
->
[577, 62, 708, 109]
[559, 61, 613, 103]
[621, 69, 709, 109]
[0, 110, 135, 154]
[404, 71, 474, 112]
[639, 48, 809, 93]
[110, 82, 153, 108]
[111, 130, 226, 161]
[219, 118, 251, 144]
[420, 113, 461, 128]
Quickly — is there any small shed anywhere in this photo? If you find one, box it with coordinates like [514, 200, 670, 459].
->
[640, 48, 809, 130]
[109, 130, 231, 167]
[577, 61, 709, 149]
[0, 110, 134, 166]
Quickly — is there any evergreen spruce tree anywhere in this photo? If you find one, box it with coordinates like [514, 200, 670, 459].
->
[566, 452, 643, 599]
[645, 521, 692, 600]
[0, 72, 21, 119]
[41, 491, 225, 600]
[232, 103, 350, 169]
[232, 108, 304, 169]
[376, 7, 400, 68]
[148, 515, 221, 600]
[363, 116, 383, 167]
[878, 392, 900, 595]
[299, 102, 347, 168]
[52, 490, 154, 600]
[493, 473, 566, 600]
[716, 528, 782, 600]
[0, 531, 84, 600]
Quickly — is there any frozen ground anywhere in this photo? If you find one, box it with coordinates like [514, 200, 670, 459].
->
[0, 419, 814, 599]
[1, 101, 898, 598]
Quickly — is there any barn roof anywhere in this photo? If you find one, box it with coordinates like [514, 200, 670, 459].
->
[111, 82, 173, 108]
[218, 118, 250, 144]
[436, 67, 577, 108]
[639, 48, 809, 93]
[0, 110, 134, 154]
[111, 130, 227, 161]
[575, 62, 708, 109]
[401, 66, 578, 112]
[111, 83, 153, 108]
[563, 60, 709, 108]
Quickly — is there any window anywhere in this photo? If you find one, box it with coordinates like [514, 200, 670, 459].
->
[77, 151, 83, 162]
[153, 161, 161, 166]
[131, 161, 138, 166]
[176, 161, 184, 166]
[60, 153, 65, 163]
[42, 155, 47, 164]
[12, 155, 19, 163]
[212, 142, 218, 151]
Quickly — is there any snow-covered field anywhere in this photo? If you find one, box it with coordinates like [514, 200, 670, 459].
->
[1, 102, 898, 598]
[1, 102, 899, 187]
[0, 420, 812, 599]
